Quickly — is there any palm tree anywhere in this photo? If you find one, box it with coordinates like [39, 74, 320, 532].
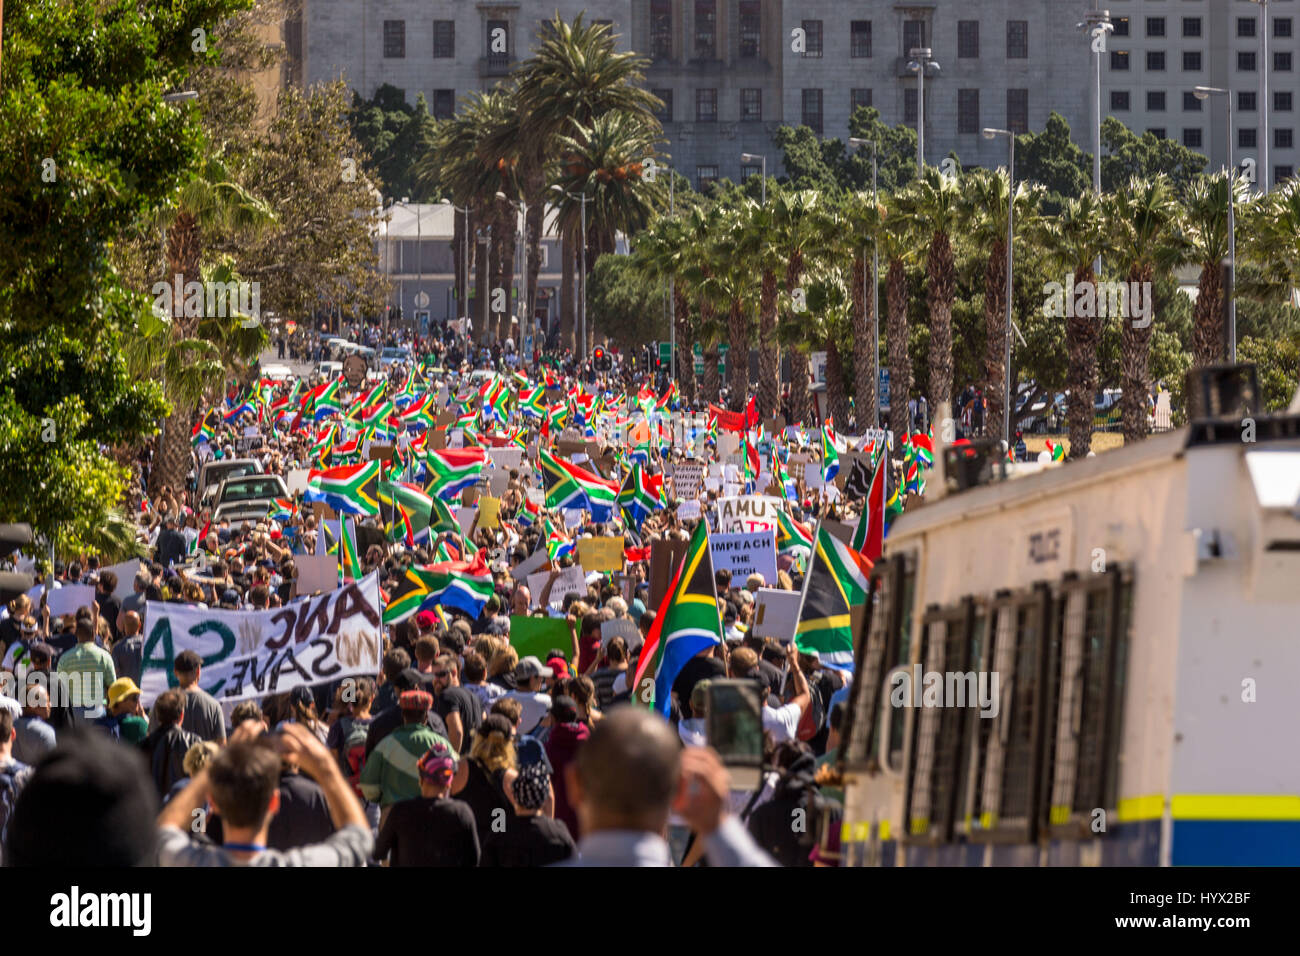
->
[840, 190, 884, 431]
[631, 214, 697, 402]
[514, 14, 663, 352]
[897, 168, 960, 417]
[734, 195, 784, 421]
[770, 190, 827, 424]
[803, 268, 855, 427]
[680, 206, 726, 404]
[1182, 171, 1246, 368]
[1238, 179, 1300, 334]
[152, 155, 275, 494]
[1105, 175, 1182, 445]
[1035, 191, 1109, 459]
[699, 203, 757, 411]
[876, 208, 915, 444]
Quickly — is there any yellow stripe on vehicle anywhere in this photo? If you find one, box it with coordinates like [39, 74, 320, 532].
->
[878, 820, 891, 841]
[1117, 794, 1165, 822]
[1171, 794, 1300, 821]
[1049, 804, 1071, 825]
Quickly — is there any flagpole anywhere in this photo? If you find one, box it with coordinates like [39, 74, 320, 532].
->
[789, 520, 821, 653]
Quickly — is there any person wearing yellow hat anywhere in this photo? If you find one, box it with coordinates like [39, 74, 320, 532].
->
[93, 677, 149, 744]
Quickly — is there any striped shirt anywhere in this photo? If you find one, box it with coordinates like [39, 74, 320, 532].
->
[359, 723, 455, 807]
[55, 642, 116, 712]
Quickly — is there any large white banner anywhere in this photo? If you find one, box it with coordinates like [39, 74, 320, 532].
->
[140, 572, 383, 705]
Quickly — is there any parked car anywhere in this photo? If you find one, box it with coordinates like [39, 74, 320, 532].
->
[196, 458, 263, 504]
[211, 474, 291, 524]
[379, 346, 412, 369]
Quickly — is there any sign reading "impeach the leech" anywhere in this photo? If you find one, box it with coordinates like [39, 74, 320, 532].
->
[139, 572, 383, 705]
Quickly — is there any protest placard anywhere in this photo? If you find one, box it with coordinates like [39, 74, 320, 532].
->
[512, 545, 551, 580]
[751, 588, 803, 641]
[562, 508, 585, 530]
[677, 499, 702, 522]
[527, 564, 588, 611]
[286, 468, 311, 495]
[477, 496, 502, 529]
[600, 617, 641, 650]
[669, 459, 705, 501]
[715, 495, 784, 533]
[577, 536, 623, 573]
[488, 447, 523, 472]
[139, 573, 383, 705]
[649, 538, 690, 608]
[709, 530, 778, 584]
[510, 615, 573, 662]
[102, 559, 141, 601]
[45, 584, 95, 617]
[456, 506, 478, 535]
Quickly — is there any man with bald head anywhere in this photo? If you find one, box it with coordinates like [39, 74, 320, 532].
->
[562, 706, 775, 867]
[111, 610, 145, 685]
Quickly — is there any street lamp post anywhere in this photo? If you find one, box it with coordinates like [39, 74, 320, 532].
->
[1196, 86, 1238, 362]
[849, 136, 881, 428]
[984, 128, 1015, 449]
[551, 185, 588, 356]
[740, 152, 766, 205]
[1079, 7, 1113, 197]
[1250, 0, 1270, 192]
[907, 48, 940, 174]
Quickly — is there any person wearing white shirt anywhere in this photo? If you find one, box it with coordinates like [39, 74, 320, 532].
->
[503, 656, 553, 735]
[728, 643, 810, 745]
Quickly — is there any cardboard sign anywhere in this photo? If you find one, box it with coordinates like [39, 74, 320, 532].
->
[709, 530, 778, 585]
[671, 460, 705, 500]
[752, 587, 803, 641]
[449, 429, 464, 448]
[600, 617, 641, 650]
[140, 573, 383, 705]
[649, 538, 691, 608]
[510, 615, 573, 662]
[43, 584, 96, 617]
[489, 447, 523, 472]
[294, 552, 340, 595]
[577, 536, 624, 573]
[286, 468, 312, 495]
[716, 495, 784, 533]
[527, 564, 588, 611]
[512, 545, 551, 580]
[368, 443, 394, 462]
[677, 499, 702, 521]
[477, 496, 502, 529]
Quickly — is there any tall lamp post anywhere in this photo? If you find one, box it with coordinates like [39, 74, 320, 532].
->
[551, 185, 588, 356]
[1195, 86, 1238, 362]
[668, 169, 676, 381]
[1078, 7, 1113, 198]
[740, 152, 766, 205]
[907, 48, 941, 174]
[1249, 0, 1270, 192]
[983, 128, 1016, 449]
[496, 191, 529, 352]
[849, 137, 881, 428]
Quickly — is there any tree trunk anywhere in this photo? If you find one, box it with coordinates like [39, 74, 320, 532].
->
[476, 232, 492, 344]
[674, 286, 696, 404]
[983, 238, 1009, 443]
[851, 251, 876, 432]
[886, 257, 912, 446]
[758, 269, 779, 421]
[927, 231, 955, 415]
[788, 349, 811, 425]
[525, 201, 544, 345]
[726, 300, 749, 412]
[152, 212, 202, 496]
[826, 337, 852, 427]
[1066, 262, 1100, 459]
[1192, 258, 1224, 368]
[560, 222, 575, 353]
[702, 345, 721, 405]
[1121, 263, 1155, 445]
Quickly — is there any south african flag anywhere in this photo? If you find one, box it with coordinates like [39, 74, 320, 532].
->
[794, 523, 872, 671]
[304, 460, 382, 516]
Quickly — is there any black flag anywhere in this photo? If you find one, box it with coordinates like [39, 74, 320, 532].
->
[841, 456, 873, 500]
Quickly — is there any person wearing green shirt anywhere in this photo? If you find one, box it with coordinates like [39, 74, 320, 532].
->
[95, 677, 150, 744]
[55, 607, 115, 719]
[360, 690, 456, 829]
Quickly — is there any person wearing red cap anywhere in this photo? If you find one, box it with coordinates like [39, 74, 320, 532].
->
[359, 689, 456, 829]
[374, 742, 479, 867]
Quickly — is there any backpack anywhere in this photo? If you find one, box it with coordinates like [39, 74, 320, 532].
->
[0, 761, 32, 855]
[341, 719, 371, 799]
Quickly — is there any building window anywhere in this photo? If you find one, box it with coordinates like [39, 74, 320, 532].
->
[741, 87, 762, 121]
[1007, 88, 1028, 134]
[1239, 51, 1257, 72]
[1147, 91, 1166, 112]
[695, 0, 716, 58]
[1111, 90, 1130, 111]
[905, 88, 918, 124]
[739, 0, 761, 58]
[486, 19, 510, 62]
[1240, 91, 1257, 112]
[802, 20, 823, 57]
[434, 20, 454, 58]
[1006, 20, 1028, 59]
[1183, 128, 1202, 149]
[1277, 91, 1293, 112]
[383, 20, 405, 58]
[651, 0, 673, 60]
[1238, 17, 1256, 39]
[802, 88, 824, 135]
[903, 19, 926, 55]
[958, 20, 979, 58]
[1183, 91, 1203, 112]
[851, 88, 873, 111]
[1147, 50, 1165, 71]
[1277, 18, 1293, 40]
[1111, 50, 1130, 71]
[696, 87, 717, 122]
[433, 89, 455, 119]
[1183, 51, 1201, 72]
[1276, 129, 1294, 150]
[1276, 165, 1293, 183]
[1183, 17, 1201, 38]
[741, 164, 761, 182]
[958, 89, 980, 134]
[852, 20, 873, 58]
[652, 88, 673, 122]
[1276, 52, 1293, 72]
[696, 165, 719, 190]
[1113, 17, 1129, 38]
[1240, 128, 1258, 149]
[1146, 17, 1165, 38]
[1148, 128, 1166, 140]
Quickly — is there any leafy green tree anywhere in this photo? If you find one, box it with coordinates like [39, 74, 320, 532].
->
[1101, 118, 1207, 192]
[1014, 112, 1091, 211]
[1238, 334, 1300, 411]
[350, 85, 439, 202]
[587, 254, 668, 353]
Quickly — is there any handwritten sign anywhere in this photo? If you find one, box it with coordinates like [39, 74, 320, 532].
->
[716, 495, 784, 533]
[577, 536, 624, 572]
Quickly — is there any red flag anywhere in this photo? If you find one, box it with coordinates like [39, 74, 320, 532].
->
[862, 451, 887, 563]
[624, 545, 651, 563]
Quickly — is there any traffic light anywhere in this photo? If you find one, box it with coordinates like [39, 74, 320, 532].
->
[592, 346, 612, 372]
